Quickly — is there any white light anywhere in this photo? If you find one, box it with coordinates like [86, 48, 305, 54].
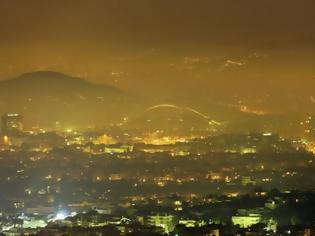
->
[55, 211, 67, 221]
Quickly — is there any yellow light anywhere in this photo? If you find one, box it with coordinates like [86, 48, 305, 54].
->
[3, 136, 9, 145]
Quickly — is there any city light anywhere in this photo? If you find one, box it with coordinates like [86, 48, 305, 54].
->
[0, 0, 314, 235]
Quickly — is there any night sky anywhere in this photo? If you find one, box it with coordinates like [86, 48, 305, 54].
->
[0, 0, 315, 113]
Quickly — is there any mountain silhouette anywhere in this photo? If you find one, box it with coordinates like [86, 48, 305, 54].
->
[0, 71, 133, 129]
[0, 71, 122, 96]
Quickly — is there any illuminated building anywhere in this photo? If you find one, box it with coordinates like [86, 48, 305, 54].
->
[300, 115, 315, 141]
[23, 219, 47, 229]
[265, 200, 277, 210]
[240, 147, 257, 154]
[2, 135, 10, 146]
[232, 214, 261, 228]
[241, 176, 256, 186]
[1, 113, 23, 134]
[147, 214, 178, 233]
[104, 145, 133, 154]
[171, 150, 190, 157]
[178, 219, 197, 227]
[173, 200, 183, 211]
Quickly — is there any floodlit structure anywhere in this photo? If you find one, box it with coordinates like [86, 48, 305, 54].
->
[1, 113, 23, 134]
[232, 214, 261, 228]
[147, 214, 178, 233]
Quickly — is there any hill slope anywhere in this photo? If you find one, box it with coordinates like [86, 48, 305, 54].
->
[0, 71, 133, 129]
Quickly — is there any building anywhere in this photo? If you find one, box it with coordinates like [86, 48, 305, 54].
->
[1, 113, 23, 134]
[232, 214, 261, 228]
[241, 176, 256, 186]
[147, 214, 178, 233]
[104, 144, 133, 154]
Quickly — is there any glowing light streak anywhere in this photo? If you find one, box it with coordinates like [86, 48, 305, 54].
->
[144, 104, 222, 126]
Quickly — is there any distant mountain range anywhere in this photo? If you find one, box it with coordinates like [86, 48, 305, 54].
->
[0, 71, 137, 129]
[0, 71, 122, 97]
[0, 71, 309, 135]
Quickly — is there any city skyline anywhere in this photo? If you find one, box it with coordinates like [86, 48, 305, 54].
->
[1, 1, 315, 235]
